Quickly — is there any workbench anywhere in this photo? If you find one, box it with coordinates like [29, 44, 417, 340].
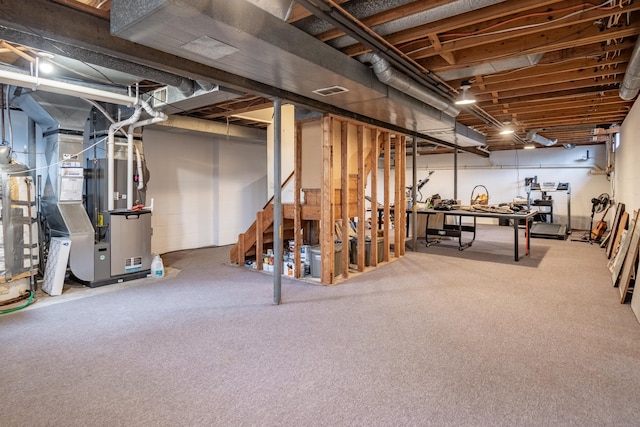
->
[409, 208, 537, 261]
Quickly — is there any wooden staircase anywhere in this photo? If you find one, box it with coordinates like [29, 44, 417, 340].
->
[230, 117, 400, 284]
[229, 200, 324, 264]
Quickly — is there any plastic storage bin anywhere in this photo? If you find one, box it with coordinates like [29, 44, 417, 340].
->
[349, 237, 384, 266]
[310, 244, 342, 278]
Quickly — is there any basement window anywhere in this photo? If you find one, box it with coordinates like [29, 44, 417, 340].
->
[312, 86, 349, 96]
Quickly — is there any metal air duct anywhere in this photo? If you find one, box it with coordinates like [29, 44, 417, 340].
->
[11, 90, 96, 281]
[360, 53, 460, 118]
[246, 0, 295, 20]
[110, 0, 462, 146]
[620, 34, 640, 100]
[526, 130, 557, 147]
[148, 84, 243, 114]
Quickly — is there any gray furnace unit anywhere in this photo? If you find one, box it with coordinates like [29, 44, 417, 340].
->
[12, 89, 153, 287]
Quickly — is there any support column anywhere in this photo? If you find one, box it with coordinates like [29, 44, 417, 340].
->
[273, 98, 282, 304]
[412, 136, 418, 251]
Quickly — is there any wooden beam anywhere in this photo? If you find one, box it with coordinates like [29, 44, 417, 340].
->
[51, 0, 110, 19]
[357, 125, 366, 271]
[394, 136, 403, 258]
[321, 116, 335, 284]
[287, 0, 350, 23]
[383, 132, 391, 263]
[341, 120, 350, 279]
[0, 40, 34, 62]
[472, 66, 627, 96]
[428, 34, 456, 65]
[370, 130, 379, 267]
[315, 0, 456, 42]
[294, 122, 302, 278]
[236, 233, 245, 266]
[419, 21, 640, 69]
[342, 0, 565, 57]
[256, 211, 264, 270]
[201, 101, 275, 119]
[475, 79, 623, 103]
[409, 3, 640, 62]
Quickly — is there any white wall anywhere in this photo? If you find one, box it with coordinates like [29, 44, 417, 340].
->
[617, 99, 640, 213]
[143, 128, 267, 254]
[214, 138, 268, 246]
[378, 144, 612, 230]
[267, 104, 296, 202]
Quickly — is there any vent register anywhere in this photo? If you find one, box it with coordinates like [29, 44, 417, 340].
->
[110, 0, 485, 148]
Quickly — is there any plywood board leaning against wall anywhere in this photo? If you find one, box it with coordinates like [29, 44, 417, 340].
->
[608, 211, 630, 274]
[611, 211, 637, 287]
[619, 210, 640, 303]
[606, 203, 626, 259]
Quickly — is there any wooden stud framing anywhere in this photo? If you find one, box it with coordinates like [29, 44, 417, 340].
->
[294, 122, 302, 278]
[255, 211, 264, 270]
[321, 116, 335, 284]
[394, 135, 402, 258]
[341, 121, 350, 279]
[370, 130, 379, 267]
[383, 131, 391, 262]
[237, 233, 245, 266]
[357, 125, 366, 271]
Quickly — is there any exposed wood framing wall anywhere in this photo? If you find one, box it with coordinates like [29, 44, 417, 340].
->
[294, 122, 303, 278]
[370, 130, 379, 268]
[320, 116, 336, 284]
[293, 114, 405, 285]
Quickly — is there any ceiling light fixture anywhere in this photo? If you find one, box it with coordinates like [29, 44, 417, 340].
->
[38, 60, 54, 74]
[454, 80, 476, 105]
[499, 121, 514, 135]
[523, 143, 535, 150]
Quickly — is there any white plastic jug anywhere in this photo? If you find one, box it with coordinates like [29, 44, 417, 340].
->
[151, 254, 164, 278]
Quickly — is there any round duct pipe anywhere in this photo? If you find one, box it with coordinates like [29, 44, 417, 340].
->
[620, 34, 640, 100]
[526, 130, 557, 147]
[360, 53, 460, 117]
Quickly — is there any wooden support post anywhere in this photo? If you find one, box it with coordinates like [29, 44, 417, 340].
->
[399, 135, 406, 256]
[341, 120, 349, 279]
[294, 122, 302, 278]
[383, 131, 391, 262]
[321, 116, 335, 284]
[394, 135, 402, 258]
[256, 211, 264, 270]
[370, 130, 379, 267]
[357, 125, 366, 271]
[237, 233, 245, 266]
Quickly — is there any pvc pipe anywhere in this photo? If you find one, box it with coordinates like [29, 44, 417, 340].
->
[127, 112, 168, 209]
[135, 146, 143, 190]
[0, 68, 136, 106]
[126, 125, 134, 210]
[108, 106, 142, 211]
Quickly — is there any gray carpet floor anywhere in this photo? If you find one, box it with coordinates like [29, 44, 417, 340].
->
[2, 225, 640, 426]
